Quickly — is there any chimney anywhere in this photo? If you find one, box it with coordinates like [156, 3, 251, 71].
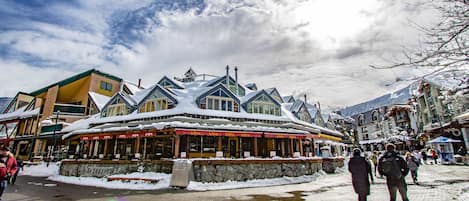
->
[304, 94, 307, 104]
[138, 78, 142, 88]
[317, 101, 321, 111]
[235, 66, 239, 95]
[225, 65, 230, 86]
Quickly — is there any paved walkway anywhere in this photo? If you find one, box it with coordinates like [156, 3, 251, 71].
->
[4, 164, 469, 201]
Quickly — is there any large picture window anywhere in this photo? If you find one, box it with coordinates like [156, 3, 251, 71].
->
[106, 103, 128, 116]
[247, 94, 280, 116]
[139, 98, 168, 113]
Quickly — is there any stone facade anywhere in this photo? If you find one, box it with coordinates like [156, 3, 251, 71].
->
[60, 158, 345, 183]
[60, 160, 173, 177]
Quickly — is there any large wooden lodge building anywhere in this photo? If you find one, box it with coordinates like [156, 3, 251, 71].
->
[0, 67, 346, 161]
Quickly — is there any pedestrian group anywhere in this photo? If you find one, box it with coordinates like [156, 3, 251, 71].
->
[348, 144, 440, 201]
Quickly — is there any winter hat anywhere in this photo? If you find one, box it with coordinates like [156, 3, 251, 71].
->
[353, 148, 361, 156]
[385, 143, 396, 152]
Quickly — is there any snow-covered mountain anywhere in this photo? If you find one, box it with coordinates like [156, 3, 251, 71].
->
[339, 82, 418, 117]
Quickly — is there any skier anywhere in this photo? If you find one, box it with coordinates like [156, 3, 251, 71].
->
[349, 148, 374, 201]
[405, 152, 420, 184]
[378, 144, 409, 201]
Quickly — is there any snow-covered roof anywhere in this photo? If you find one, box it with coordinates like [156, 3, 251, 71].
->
[0, 106, 40, 122]
[88, 92, 111, 111]
[282, 95, 295, 103]
[422, 68, 469, 91]
[123, 80, 144, 95]
[65, 74, 344, 138]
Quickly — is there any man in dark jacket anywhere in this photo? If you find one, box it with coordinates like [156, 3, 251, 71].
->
[378, 144, 409, 201]
[349, 148, 374, 201]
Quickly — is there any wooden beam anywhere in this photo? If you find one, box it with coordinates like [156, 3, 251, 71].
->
[254, 138, 258, 157]
[174, 135, 180, 158]
[299, 139, 303, 156]
[289, 139, 294, 157]
[103, 140, 108, 157]
[217, 136, 222, 151]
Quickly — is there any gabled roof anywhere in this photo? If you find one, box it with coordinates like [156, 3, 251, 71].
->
[241, 90, 281, 109]
[31, 69, 122, 96]
[206, 75, 246, 91]
[122, 80, 144, 96]
[101, 92, 135, 113]
[283, 95, 295, 103]
[265, 88, 284, 103]
[2, 92, 33, 114]
[196, 83, 241, 106]
[289, 100, 305, 113]
[245, 83, 258, 91]
[136, 84, 179, 108]
[158, 76, 185, 89]
[88, 92, 111, 111]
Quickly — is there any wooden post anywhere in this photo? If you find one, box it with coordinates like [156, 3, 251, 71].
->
[135, 137, 140, 154]
[289, 139, 294, 157]
[103, 140, 108, 157]
[88, 140, 94, 156]
[174, 135, 180, 158]
[299, 139, 304, 156]
[281, 140, 285, 157]
[217, 136, 222, 151]
[143, 138, 147, 159]
[253, 138, 258, 157]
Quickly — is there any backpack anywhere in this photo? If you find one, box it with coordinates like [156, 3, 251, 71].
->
[380, 156, 402, 178]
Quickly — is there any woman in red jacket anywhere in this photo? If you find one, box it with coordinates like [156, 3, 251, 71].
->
[0, 147, 17, 184]
[0, 162, 7, 200]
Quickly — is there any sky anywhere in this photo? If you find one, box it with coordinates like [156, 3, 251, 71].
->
[0, 0, 441, 111]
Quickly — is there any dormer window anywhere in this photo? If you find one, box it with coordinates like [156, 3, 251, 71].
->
[246, 94, 280, 116]
[139, 98, 168, 113]
[106, 103, 128, 116]
[198, 86, 240, 112]
[358, 115, 364, 126]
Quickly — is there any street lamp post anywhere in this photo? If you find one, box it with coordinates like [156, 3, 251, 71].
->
[47, 110, 60, 167]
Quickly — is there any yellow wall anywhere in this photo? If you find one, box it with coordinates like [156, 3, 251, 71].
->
[89, 73, 121, 97]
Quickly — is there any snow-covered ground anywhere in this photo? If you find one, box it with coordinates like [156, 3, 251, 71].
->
[20, 162, 60, 177]
[20, 161, 328, 191]
[48, 172, 171, 190]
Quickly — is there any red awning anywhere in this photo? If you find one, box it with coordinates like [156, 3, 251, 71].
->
[80, 131, 157, 141]
[264, 132, 306, 139]
[175, 129, 262, 137]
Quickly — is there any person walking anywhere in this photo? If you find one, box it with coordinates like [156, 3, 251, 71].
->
[431, 149, 438, 165]
[10, 157, 24, 185]
[406, 152, 420, 184]
[421, 149, 428, 165]
[0, 162, 7, 200]
[378, 144, 409, 201]
[349, 148, 374, 201]
[0, 147, 17, 185]
[370, 151, 380, 178]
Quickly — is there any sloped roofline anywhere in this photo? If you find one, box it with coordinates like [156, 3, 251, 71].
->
[30, 69, 122, 96]
[241, 89, 281, 110]
[136, 84, 179, 108]
[196, 83, 241, 106]
[100, 92, 135, 114]
[158, 76, 185, 89]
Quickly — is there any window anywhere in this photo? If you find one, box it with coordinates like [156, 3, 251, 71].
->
[201, 88, 239, 112]
[139, 98, 168, 113]
[298, 110, 311, 122]
[247, 94, 281, 116]
[358, 115, 364, 126]
[100, 81, 112, 91]
[106, 103, 128, 116]
[361, 126, 368, 133]
[372, 111, 379, 121]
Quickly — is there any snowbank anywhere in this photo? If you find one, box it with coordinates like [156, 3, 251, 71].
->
[20, 162, 60, 177]
[48, 172, 171, 190]
[187, 171, 326, 191]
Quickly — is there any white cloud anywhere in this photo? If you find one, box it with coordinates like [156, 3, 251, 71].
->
[0, 0, 441, 110]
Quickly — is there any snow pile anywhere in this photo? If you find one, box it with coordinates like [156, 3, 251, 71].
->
[187, 173, 325, 191]
[459, 185, 469, 201]
[48, 172, 171, 190]
[20, 162, 60, 177]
